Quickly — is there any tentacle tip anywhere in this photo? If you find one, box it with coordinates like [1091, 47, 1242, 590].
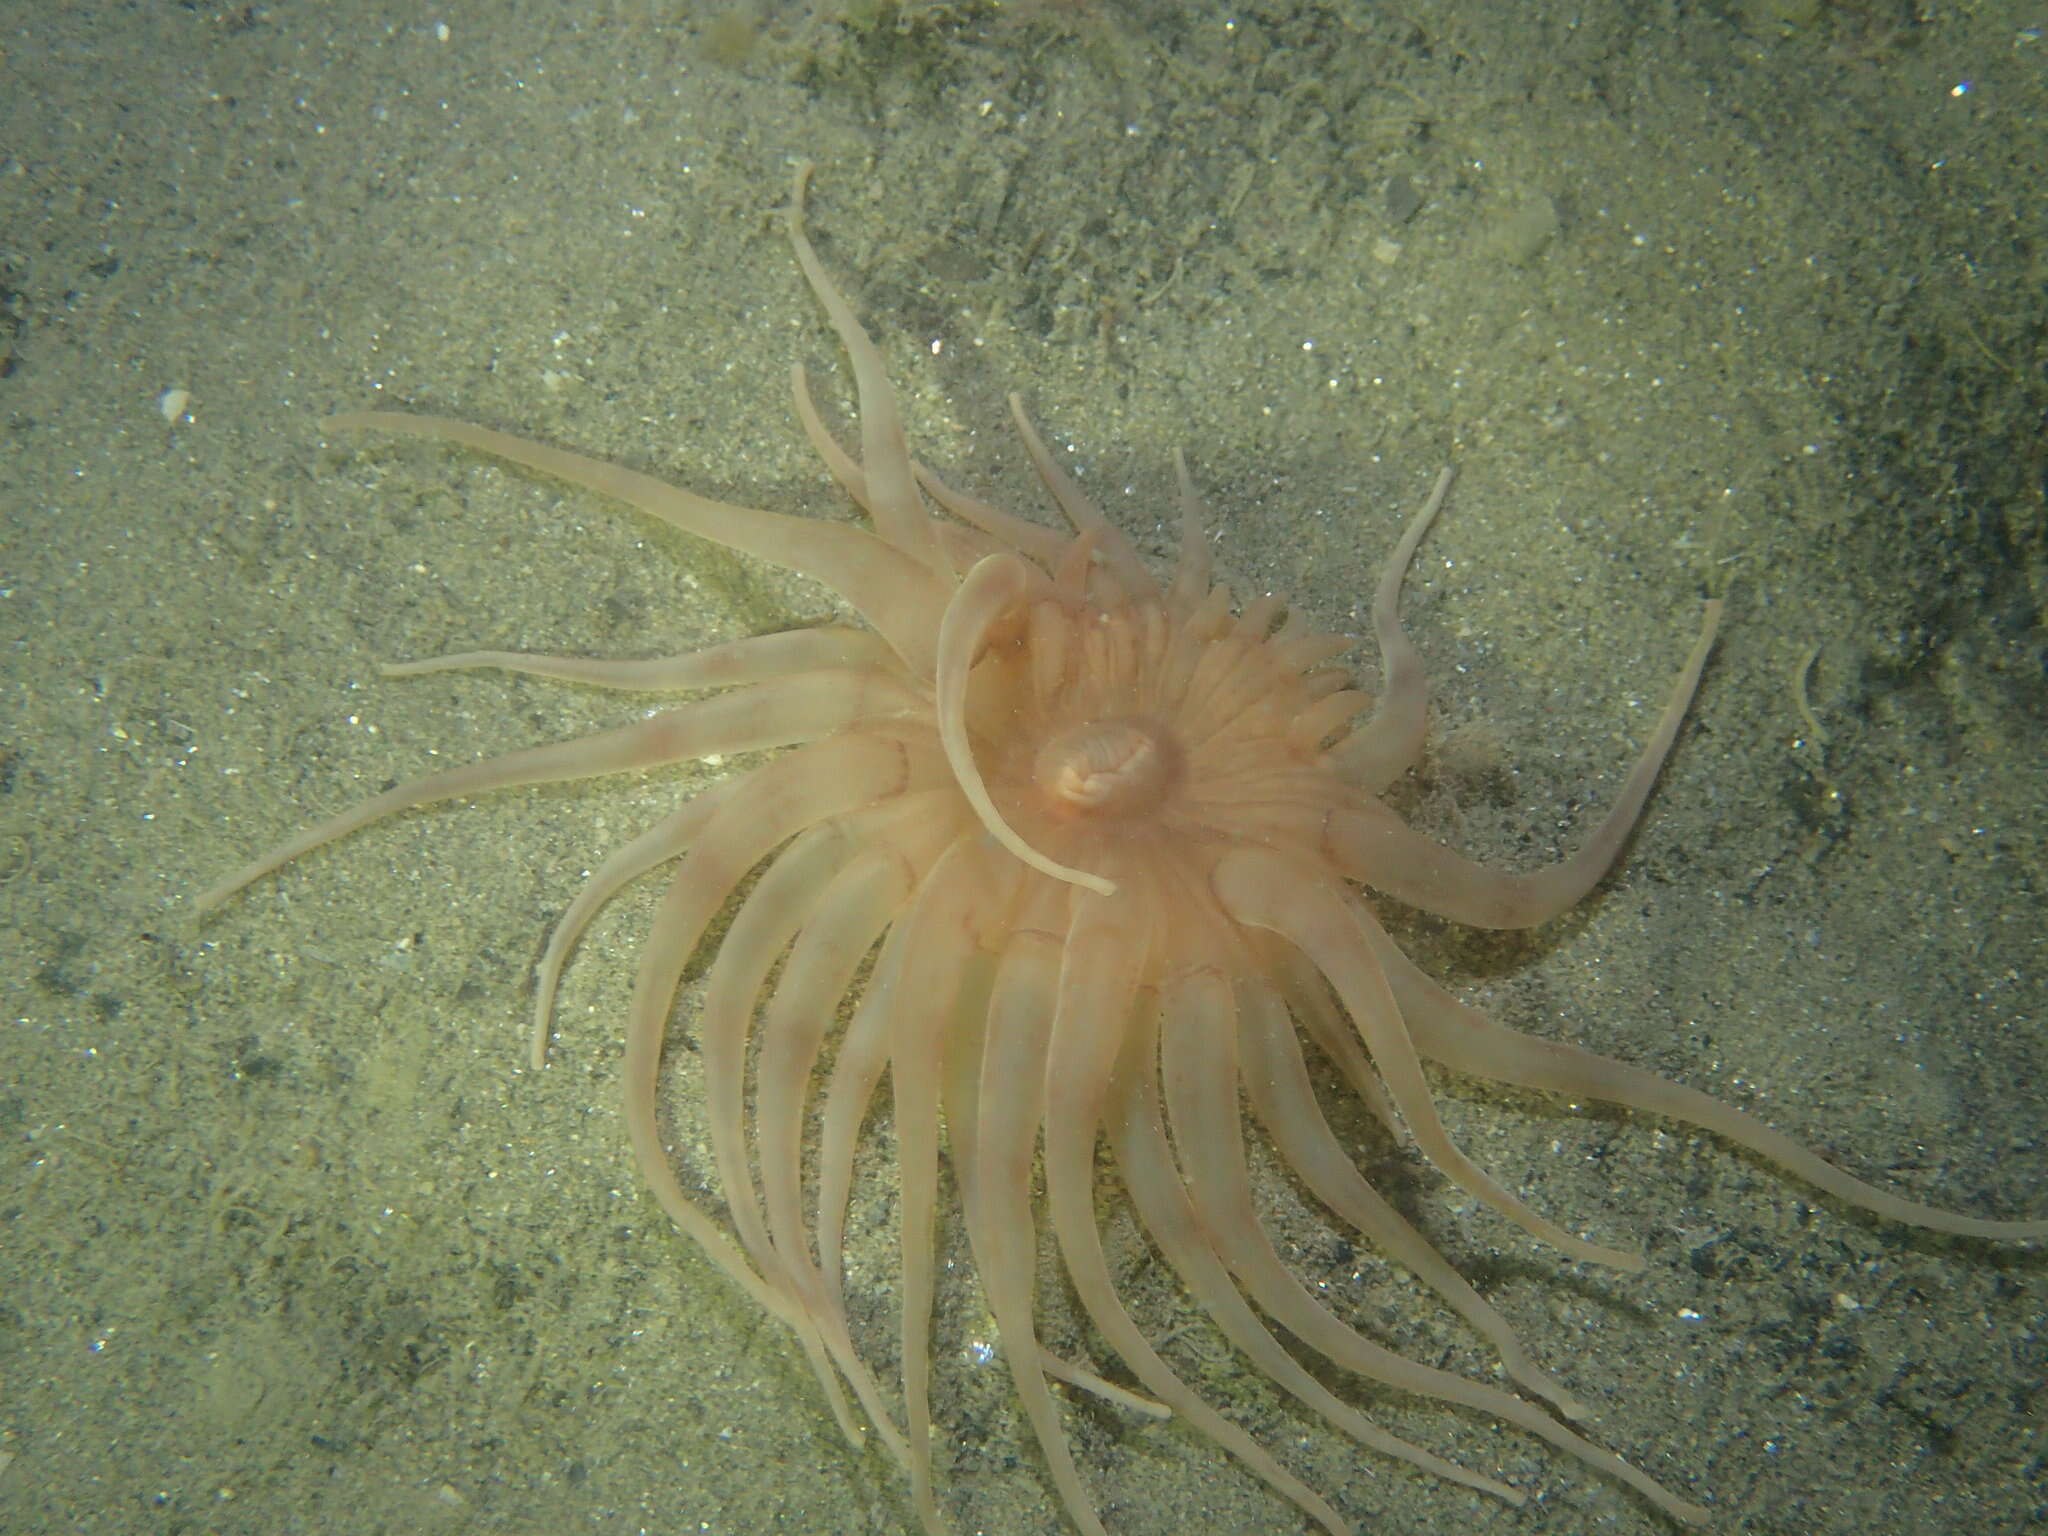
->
[1670, 1494, 1713, 1526]
[1599, 1247, 1648, 1275]
[785, 163, 818, 243]
[192, 873, 250, 916]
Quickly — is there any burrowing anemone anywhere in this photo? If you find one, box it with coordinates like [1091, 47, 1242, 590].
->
[199, 169, 2047, 1534]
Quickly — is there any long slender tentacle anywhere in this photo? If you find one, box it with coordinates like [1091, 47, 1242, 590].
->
[755, 795, 960, 1269]
[1111, 998, 1525, 1505]
[889, 839, 1017, 1530]
[784, 166, 942, 575]
[1158, 967, 1706, 1525]
[915, 460, 1069, 570]
[1005, 394, 1157, 599]
[1359, 913, 2048, 1240]
[791, 361, 872, 509]
[935, 553, 1116, 896]
[791, 919, 923, 1470]
[324, 409, 950, 674]
[1235, 980, 1588, 1420]
[383, 625, 894, 692]
[1330, 466, 1454, 792]
[1166, 448, 1214, 613]
[698, 825, 857, 1277]
[749, 808, 956, 1469]
[530, 786, 733, 1068]
[1213, 847, 1644, 1271]
[197, 668, 916, 913]
[943, 879, 1111, 1536]
[616, 734, 926, 1429]
[1325, 599, 1723, 928]
[1039, 892, 1352, 1536]
[1263, 940, 1402, 1140]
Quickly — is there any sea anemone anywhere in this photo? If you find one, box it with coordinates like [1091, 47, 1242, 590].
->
[198, 167, 2046, 1535]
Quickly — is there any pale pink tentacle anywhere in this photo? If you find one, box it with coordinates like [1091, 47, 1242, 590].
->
[1214, 847, 1644, 1271]
[1038, 888, 1353, 1536]
[1236, 980, 1588, 1420]
[1109, 1002, 1525, 1505]
[1158, 967, 1706, 1525]
[1330, 466, 1454, 792]
[1326, 599, 1723, 928]
[1359, 913, 2048, 1241]
[325, 409, 949, 674]
[197, 669, 913, 913]
[382, 625, 893, 692]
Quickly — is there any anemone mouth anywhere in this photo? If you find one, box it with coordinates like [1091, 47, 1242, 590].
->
[1033, 716, 1183, 819]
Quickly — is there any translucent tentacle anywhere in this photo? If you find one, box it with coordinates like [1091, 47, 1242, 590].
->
[1214, 847, 1644, 1271]
[325, 410, 949, 674]
[1331, 466, 1453, 792]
